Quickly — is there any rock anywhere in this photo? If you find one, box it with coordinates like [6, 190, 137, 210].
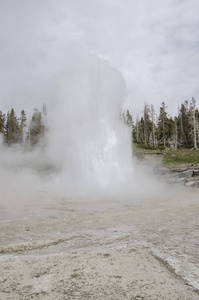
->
[192, 169, 199, 177]
[176, 178, 188, 184]
[25, 227, 31, 231]
[170, 168, 187, 173]
[176, 170, 194, 178]
[157, 166, 199, 189]
[185, 181, 196, 187]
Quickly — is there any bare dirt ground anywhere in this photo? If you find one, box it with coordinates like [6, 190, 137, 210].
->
[0, 184, 199, 300]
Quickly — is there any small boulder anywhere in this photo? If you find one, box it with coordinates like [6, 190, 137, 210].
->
[192, 169, 199, 177]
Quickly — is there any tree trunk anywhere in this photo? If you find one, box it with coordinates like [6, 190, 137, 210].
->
[193, 109, 197, 149]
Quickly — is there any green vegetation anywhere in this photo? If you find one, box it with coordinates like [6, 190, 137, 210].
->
[0, 104, 47, 149]
[124, 97, 199, 167]
[134, 143, 199, 168]
[124, 97, 199, 150]
[162, 148, 199, 168]
[2, 96, 199, 172]
[133, 143, 163, 160]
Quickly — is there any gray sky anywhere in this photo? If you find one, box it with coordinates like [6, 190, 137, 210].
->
[0, 0, 199, 119]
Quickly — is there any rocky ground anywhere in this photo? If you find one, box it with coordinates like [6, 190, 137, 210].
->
[158, 167, 199, 188]
[142, 151, 199, 188]
[0, 246, 198, 300]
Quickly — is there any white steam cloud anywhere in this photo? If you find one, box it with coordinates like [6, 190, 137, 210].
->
[46, 57, 133, 196]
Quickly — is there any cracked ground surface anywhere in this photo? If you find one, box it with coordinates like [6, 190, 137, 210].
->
[0, 186, 199, 299]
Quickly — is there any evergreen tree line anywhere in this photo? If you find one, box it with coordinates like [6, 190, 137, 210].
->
[1, 98, 199, 151]
[0, 104, 47, 148]
[124, 97, 199, 150]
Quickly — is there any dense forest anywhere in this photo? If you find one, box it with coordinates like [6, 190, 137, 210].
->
[0, 104, 47, 149]
[124, 97, 199, 150]
[1, 97, 199, 151]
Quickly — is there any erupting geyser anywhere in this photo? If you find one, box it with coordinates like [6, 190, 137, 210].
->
[0, 56, 135, 211]
[47, 57, 134, 196]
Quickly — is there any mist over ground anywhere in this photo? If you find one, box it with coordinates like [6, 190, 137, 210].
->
[0, 57, 171, 218]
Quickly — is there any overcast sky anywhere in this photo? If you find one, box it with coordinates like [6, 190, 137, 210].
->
[0, 0, 199, 118]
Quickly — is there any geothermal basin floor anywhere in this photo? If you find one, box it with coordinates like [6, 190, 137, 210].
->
[0, 189, 199, 299]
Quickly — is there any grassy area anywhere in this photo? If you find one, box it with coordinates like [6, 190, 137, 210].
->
[133, 143, 163, 160]
[162, 148, 199, 168]
[133, 143, 199, 168]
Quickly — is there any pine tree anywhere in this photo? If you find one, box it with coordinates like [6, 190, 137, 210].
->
[5, 112, 10, 141]
[195, 107, 199, 148]
[18, 109, 27, 145]
[189, 97, 198, 149]
[122, 109, 134, 146]
[166, 117, 176, 149]
[170, 115, 180, 150]
[157, 102, 170, 148]
[135, 116, 139, 143]
[28, 108, 43, 146]
[150, 104, 156, 147]
[126, 110, 133, 129]
[143, 102, 151, 145]
[0, 110, 5, 135]
[178, 101, 189, 146]
[137, 117, 145, 144]
[42, 103, 47, 136]
[5, 108, 20, 145]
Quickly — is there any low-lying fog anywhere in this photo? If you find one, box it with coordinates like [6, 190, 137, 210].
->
[0, 57, 178, 218]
